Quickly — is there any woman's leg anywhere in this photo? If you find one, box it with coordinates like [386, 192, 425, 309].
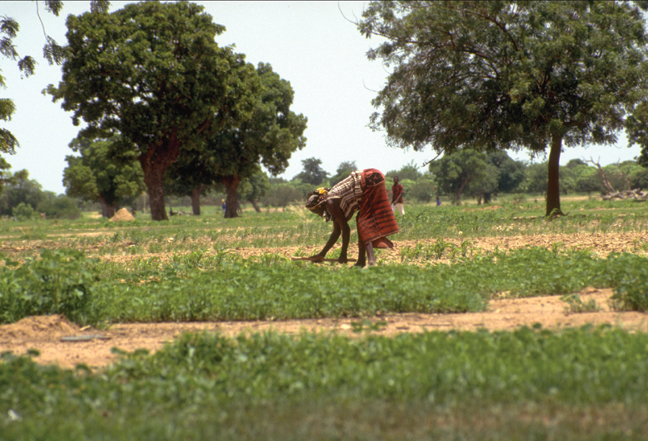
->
[365, 241, 377, 266]
[356, 237, 367, 267]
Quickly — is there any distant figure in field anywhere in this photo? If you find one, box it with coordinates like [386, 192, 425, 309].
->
[305, 168, 399, 267]
[391, 176, 405, 215]
[221, 199, 226, 214]
[436, 195, 442, 206]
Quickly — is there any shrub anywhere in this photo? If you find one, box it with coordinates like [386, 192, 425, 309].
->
[36, 196, 82, 220]
[0, 249, 100, 324]
[11, 202, 35, 221]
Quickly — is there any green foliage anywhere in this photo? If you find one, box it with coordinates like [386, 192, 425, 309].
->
[0, 169, 45, 216]
[3, 327, 648, 439]
[238, 167, 271, 205]
[572, 164, 605, 194]
[169, 62, 307, 218]
[360, 1, 648, 215]
[386, 161, 422, 182]
[1, 245, 641, 325]
[429, 150, 499, 203]
[63, 136, 145, 214]
[407, 174, 436, 202]
[48, 1, 251, 220]
[488, 151, 526, 193]
[36, 195, 81, 220]
[11, 202, 34, 221]
[610, 255, 648, 312]
[0, 249, 100, 324]
[560, 294, 601, 313]
[261, 183, 303, 209]
[295, 157, 328, 186]
[329, 161, 357, 187]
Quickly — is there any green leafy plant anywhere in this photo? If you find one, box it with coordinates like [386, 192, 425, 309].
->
[560, 294, 601, 313]
[11, 203, 34, 221]
[0, 249, 100, 324]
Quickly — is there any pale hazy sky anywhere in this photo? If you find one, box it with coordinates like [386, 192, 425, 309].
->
[2, 1, 641, 194]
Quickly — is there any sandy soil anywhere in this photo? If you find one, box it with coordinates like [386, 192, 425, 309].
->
[1, 288, 646, 370]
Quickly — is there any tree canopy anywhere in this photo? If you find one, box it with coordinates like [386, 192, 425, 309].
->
[63, 136, 145, 217]
[48, 1, 251, 220]
[296, 157, 328, 186]
[329, 161, 358, 187]
[181, 62, 307, 218]
[429, 150, 499, 204]
[360, 1, 648, 216]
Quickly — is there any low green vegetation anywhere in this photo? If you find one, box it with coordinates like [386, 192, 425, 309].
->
[2, 245, 648, 326]
[2, 196, 648, 439]
[2, 327, 648, 440]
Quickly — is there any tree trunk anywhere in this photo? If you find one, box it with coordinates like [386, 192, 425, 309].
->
[223, 175, 241, 218]
[454, 176, 470, 206]
[139, 134, 181, 221]
[98, 195, 115, 218]
[546, 134, 564, 217]
[144, 164, 169, 221]
[191, 185, 203, 216]
[99, 197, 115, 218]
[250, 199, 261, 213]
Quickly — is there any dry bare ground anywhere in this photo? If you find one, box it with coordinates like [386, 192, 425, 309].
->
[1, 231, 647, 369]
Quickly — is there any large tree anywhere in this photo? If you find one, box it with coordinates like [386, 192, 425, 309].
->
[205, 62, 307, 218]
[63, 136, 145, 217]
[48, 1, 249, 220]
[360, 1, 648, 216]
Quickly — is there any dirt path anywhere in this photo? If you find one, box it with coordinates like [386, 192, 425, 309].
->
[1, 288, 646, 370]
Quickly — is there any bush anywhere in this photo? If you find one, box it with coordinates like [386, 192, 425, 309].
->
[11, 202, 35, 221]
[36, 196, 82, 219]
[408, 176, 436, 203]
[262, 184, 303, 209]
[610, 255, 648, 312]
[0, 249, 100, 324]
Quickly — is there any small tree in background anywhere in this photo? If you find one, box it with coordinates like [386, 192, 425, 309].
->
[63, 137, 145, 218]
[37, 194, 81, 220]
[296, 157, 328, 186]
[0, 170, 45, 216]
[408, 174, 436, 203]
[239, 167, 271, 213]
[430, 150, 498, 205]
[386, 162, 422, 182]
[329, 161, 357, 187]
[12, 202, 34, 221]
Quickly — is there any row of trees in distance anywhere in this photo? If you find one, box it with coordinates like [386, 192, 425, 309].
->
[2, 148, 647, 220]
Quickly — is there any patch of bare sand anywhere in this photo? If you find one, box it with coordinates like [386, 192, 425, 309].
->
[1, 288, 646, 370]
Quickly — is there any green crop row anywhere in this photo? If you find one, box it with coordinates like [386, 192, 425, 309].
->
[2, 327, 648, 440]
[2, 247, 648, 326]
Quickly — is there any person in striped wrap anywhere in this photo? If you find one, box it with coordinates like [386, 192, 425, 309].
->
[305, 168, 399, 267]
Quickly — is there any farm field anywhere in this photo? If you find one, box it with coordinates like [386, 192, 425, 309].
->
[2, 195, 648, 440]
